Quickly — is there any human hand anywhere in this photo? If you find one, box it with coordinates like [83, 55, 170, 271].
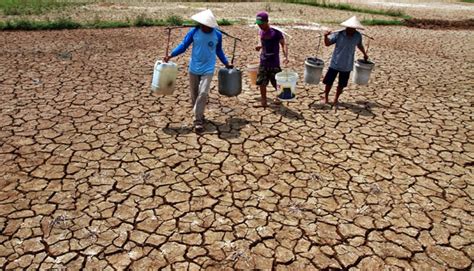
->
[324, 30, 331, 36]
[225, 64, 234, 69]
[255, 46, 262, 51]
[364, 54, 369, 61]
[283, 57, 289, 65]
[163, 55, 171, 63]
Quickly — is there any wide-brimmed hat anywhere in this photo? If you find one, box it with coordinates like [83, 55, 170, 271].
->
[191, 9, 218, 28]
[340, 16, 365, 30]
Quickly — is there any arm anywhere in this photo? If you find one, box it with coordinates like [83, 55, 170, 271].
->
[255, 30, 262, 51]
[216, 31, 231, 68]
[163, 28, 195, 62]
[280, 37, 289, 64]
[323, 31, 335, 46]
[357, 41, 369, 61]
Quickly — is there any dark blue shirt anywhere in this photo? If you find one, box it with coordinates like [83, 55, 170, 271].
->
[328, 30, 362, 72]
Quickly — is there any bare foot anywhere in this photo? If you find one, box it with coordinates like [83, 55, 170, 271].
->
[321, 97, 332, 106]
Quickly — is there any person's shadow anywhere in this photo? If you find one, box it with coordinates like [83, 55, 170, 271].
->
[311, 100, 386, 117]
[216, 117, 249, 139]
[269, 100, 304, 120]
[162, 117, 249, 138]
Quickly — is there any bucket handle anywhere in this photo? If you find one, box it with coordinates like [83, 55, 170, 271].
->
[231, 38, 237, 65]
[165, 28, 172, 58]
[220, 29, 241, 66]
[316, 33, 322, 57]
[366, 38, 371, 56]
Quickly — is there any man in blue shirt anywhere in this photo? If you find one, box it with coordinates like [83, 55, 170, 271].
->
[322, 16, 369, 107]
[164, 9, 232, 133]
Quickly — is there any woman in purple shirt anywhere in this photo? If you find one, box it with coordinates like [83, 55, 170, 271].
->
[255, 11, 289, 108]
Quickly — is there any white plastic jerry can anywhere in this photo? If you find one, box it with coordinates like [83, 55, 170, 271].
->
[151, 60, 178, 95]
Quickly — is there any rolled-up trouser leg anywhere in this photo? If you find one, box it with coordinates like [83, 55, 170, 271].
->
[192, 74, 213, 124]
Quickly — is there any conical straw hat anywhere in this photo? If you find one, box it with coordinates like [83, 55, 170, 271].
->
[191, 9, 218, 28]
[340, 16, 365, 30]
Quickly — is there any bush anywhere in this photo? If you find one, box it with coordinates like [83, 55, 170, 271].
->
[134, 14, 156, 27]
[1, 17, 80, 30]
[218, 19, 233, 26]
[166, 15, 184, 26]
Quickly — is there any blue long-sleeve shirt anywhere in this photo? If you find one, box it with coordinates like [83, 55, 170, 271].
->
[171, 27, 229, 75]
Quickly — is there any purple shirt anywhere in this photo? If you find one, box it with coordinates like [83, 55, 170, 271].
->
[259, 27, 283, 68]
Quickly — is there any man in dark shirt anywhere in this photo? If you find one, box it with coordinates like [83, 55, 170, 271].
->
[255, 11, 289, 108]
[322, 16, 368, 107]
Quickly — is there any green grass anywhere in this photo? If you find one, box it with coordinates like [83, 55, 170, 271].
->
[0, 17, 81, 30]
[0, 0, 85, 15]
[165, 14, 184, 26]
[459, 0, 474, 2]
[218, 18, 233, 26]
[88, 20, 130, 29]
[0, 14, 237, 31]
[361, 19, 405, 26]
[280, 0, 411, 19]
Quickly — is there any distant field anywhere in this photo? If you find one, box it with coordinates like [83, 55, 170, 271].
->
[0, 0, 87, 15]
[0, 0, 407, 17]
[1, 0, 472, 31]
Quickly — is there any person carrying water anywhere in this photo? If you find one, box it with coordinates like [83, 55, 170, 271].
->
[322, 16, 369, 107]
[255, 11, 289, 108]
[164, 9, 233, 133]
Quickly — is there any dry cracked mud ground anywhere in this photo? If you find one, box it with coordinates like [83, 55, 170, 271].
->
[0, 7, 473, 271]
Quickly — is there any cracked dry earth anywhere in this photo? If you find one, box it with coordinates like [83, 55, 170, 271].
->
[0, 24, 473, 270]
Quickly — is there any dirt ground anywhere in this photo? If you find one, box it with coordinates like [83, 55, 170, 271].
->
[1, 1, 473, 270]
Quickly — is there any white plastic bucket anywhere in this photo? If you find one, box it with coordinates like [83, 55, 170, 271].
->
[247, 64, 259, 85]
[151, 60, 178, 95]
[275, 71, 298, 101]
[353, 59, 375, 85]
[304, 57, 324, 85]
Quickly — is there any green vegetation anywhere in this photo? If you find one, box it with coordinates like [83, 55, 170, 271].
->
[0, 17, 80, 30]
[218, 18, 233, 26]
[165, 14, 184, 26]
[0, 14, 239, 31]
[132, 14, 159, 27]
[0, 0, 85, 15]
[459, 0, 474, 2]
[0, 0, 410, 31]
[361, 19, 405, 26]
[280, 0, 411, 19]
[89, 20, 130, 29]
